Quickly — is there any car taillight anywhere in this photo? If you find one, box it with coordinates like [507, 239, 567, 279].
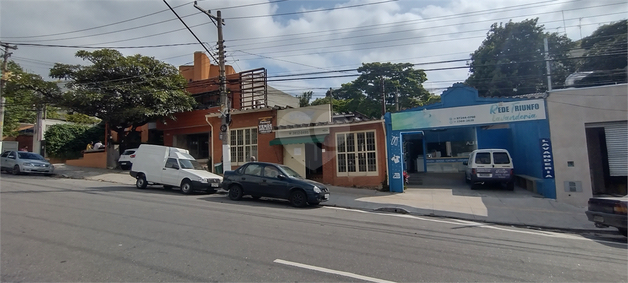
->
[472, 169, 476, 175]
[510, 169, 514, 175]
[130, 154, 136, 158]
[614, 203, 627, 215]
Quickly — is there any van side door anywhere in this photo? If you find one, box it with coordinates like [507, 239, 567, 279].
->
[161, 158, 181, 186]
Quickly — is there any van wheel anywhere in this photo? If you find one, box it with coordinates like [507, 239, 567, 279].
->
[135, 174, 147, 189]
[229, 185, 243, 200]
[180, 180, 193, 194]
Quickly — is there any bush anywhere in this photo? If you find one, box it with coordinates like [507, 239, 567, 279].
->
[45, 123, 105, 159]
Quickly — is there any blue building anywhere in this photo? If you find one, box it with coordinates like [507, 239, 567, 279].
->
[384, 83, 556, 198]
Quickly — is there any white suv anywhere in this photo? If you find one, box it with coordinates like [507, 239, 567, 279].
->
[118, 148, 138, 170]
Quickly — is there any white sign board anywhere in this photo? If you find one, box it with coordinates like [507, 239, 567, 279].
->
[392, 99, 546, 131]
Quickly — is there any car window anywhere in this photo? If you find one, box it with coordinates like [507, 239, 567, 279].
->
[475, 152, 491, 165]
[7, 152, 16, 159]
[244, 164, 263, 176]
[18, 152, 45, 160]
[1, 151, 8, 158]
[263, 166, 281, 178]
[122, 150, 136, 155]
[280, 165, 302, 178]
[165, 158, 179, 169]
[493, 152, 511, 164]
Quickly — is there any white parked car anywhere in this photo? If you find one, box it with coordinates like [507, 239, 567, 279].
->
[130, 144, 222, 194]
[1, 151, 54, 175]
[463, 149, 515, 190]
[118, 148, 138, 170]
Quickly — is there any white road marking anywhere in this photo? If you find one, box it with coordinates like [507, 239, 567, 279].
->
[324, 207, 628, 245]
[274, 259, 396, 283]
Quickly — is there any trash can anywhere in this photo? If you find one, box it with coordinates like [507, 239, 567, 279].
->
[214, 163, 223, 174]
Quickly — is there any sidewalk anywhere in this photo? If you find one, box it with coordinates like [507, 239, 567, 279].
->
[52, 164, 609, 232]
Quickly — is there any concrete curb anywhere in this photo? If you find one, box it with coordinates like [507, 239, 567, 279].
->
[322, 204, 618, 235]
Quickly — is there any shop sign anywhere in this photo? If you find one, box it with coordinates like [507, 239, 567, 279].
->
[540, 138, 555, 179]
[258, 117, 273, 134]
[391, 99, 546, 130]
[275, 127, 330, 138]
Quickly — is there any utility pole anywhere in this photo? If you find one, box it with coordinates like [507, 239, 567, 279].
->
[381, 77, 386, 118]
[328, 87, 333, 116]
[544, 37, 552, 91]
[194, 2, 231, 171]
[0, 42, 17, 147]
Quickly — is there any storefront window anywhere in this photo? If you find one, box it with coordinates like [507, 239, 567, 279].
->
[336, 131, 377, 175]
[424, 127, 476, 158]
[230, 128, 258, 165]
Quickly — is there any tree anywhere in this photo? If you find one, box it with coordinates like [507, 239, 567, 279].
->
[330, 62, 430, 117]
[296, 91, 312, 107]
[465, 18, 576, 96]
[2, 61, 57, 137]
[48, 49, 196, 153]
[65, 113, 101, 124]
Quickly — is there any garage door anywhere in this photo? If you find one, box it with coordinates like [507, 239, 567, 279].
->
[604, 121, 628, 176]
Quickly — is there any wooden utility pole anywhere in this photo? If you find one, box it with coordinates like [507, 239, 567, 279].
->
[0, 42, 17, 143]
[194, 2, 231, 171]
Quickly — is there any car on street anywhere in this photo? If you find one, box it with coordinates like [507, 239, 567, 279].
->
[585, 195, 627, 237]
[118, 148, 137, 170]
[222, 162, 330, 207]
[463, 148, 515, 190]
[0, 151, 54, 175]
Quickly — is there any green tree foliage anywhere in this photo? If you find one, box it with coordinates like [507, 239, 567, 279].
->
[65, 113, 101, 124]
[465, 18, 575, 96]
[2, 61, 57, 137]
[296, 91, 312, 107]
[44, 123, 105, 159]
[579, 20, 627, 71]
[331, 63, 430, 117]
[48, 49, 196, 152]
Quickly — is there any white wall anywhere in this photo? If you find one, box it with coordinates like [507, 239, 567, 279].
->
[547, 84, 628, 207]
[277, 104, 331, 126]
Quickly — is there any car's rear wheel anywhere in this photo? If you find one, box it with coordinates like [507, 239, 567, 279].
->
[228, 185, 243, 200]
[135, 174, 147, 189]
[289, 190, 307, 207]
[618, 228, 627, 237]
[12, 165, 21, 175]
[180, 180, 192, 194]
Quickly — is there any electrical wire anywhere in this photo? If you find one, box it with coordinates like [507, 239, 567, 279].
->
[226, 0, 398, 20]
[163, 0, 218, 64]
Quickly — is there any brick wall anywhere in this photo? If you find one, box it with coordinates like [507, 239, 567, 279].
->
[322, 122, 387, 188]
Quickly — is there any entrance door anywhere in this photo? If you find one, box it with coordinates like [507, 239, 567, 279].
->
[283, 144, 306, 178]
[305, 143, 323, 179]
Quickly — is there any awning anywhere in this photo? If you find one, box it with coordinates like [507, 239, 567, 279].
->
[269, 135, 327, 146]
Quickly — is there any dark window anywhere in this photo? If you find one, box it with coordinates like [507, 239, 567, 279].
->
[18, 152, 44, 160]
[493, 152, 511, 164]
[1, 151, 8, 158]
[475, 153, 491, 164]
[244, 164, 263, 176]
[8, 152, 16, 159]
[122, 150, 135, 156]
[263, 166, 281, 178]
[165, 158, 179, 169]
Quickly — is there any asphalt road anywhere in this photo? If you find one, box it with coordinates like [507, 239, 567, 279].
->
[2, 174, 626, 282]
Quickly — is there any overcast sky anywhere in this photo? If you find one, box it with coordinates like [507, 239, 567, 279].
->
[1, 0, 625, 99]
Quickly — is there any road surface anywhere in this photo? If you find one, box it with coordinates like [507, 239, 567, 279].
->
[2, 174, 626, 282]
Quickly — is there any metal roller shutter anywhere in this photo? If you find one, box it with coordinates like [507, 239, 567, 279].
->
[604, 121, 628, 176]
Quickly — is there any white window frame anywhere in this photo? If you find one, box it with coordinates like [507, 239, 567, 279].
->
[335, 130, 378, 177]
[230, 127, 258, 166]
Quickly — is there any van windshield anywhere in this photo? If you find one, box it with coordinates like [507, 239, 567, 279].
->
[179, 159, 204, 170]
[493, 152, 511, 164]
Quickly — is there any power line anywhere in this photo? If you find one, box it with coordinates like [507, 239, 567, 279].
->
[4, 42, 204, 49]
[226, 0, 398, 20]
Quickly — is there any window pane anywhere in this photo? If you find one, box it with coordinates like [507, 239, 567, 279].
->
[475, 153, 491, 164]
[346, 133, 355, 153]
[358, 153, 367, 172]
[347, 153, 356, 172]
[252, 145, 258, 160]
[357, 132, 365, 152]
[237, 146, 244, 162]
[337, 134, 345, 153]
[237, 130, 244, 146]
[231, 147, 236, 162]
[337, 153, 346, 172]
[367, 152, 377, 171]
[245, 129, 250, 145]
[245, 146, 251, 162]
[230, 130, 236, 146]
[366, 132, 376, 151]
[493, 152, 510, 164]
[251, 128, 258, 144]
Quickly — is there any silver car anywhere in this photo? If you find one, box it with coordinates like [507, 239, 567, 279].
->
[1, 151, 55, 175]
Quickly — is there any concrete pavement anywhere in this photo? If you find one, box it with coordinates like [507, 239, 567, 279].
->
[51, 164, 613, 233]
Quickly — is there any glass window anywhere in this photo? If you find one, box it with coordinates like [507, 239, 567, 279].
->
[18, 153, 44, 160]
[263, 166, 281, 178]
[231, 127, 258, 165]
[336, 131, 377, 175]
[493, 152, 511, 164]
[280, 165, 302, 178]
[179, 159, 203, 170]
[1, 151, 9, 158]
[122, 150, 135, 155]
[475, 153, 491, 164]
[244, 164, 263, 176]
[165, 158, 179, 169]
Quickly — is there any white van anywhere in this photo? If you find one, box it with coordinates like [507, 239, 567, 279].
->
[463, 149, 515, 190]
[130, 144, 222, 194]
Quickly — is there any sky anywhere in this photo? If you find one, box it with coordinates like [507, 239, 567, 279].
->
[0, 0, 626, 100]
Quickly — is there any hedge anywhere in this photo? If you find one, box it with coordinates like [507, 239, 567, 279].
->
[44, 123, 105, 159]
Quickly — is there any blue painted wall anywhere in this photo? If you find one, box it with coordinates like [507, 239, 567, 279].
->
[385, 83, 556, 198]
